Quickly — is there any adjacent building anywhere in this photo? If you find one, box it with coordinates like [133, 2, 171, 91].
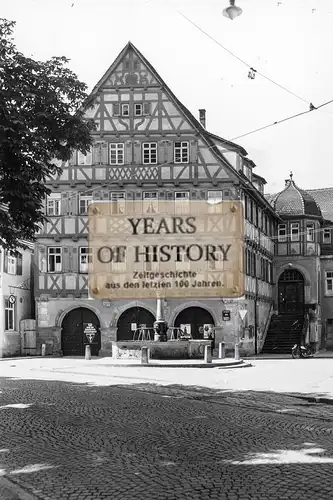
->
[34, 42, 278, 357]
[0, 242, 35, 357]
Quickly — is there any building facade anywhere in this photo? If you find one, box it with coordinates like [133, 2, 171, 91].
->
[34, 42, 278, 357]
[0, 244, 34, 357]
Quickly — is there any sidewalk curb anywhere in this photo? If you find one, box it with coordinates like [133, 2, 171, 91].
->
[32, 360, 252, 371]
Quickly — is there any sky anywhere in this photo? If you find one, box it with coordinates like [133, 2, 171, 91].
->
[2, 0, 333, 194]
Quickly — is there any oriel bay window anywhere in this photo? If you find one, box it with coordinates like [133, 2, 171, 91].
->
[306, 223, 315, 242]
[109, 143, 124, 165]
[174, 142, 189, 163]
[324, 228, 332, 244]
[278, 224, 287, 242]
[48, 247, 62, 272]
[142, 143, 157, 164]
[79, 247, 92, 273]
[291, 222, 300, 241]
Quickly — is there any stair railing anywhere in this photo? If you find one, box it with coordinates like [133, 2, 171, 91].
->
[301, 312, 309, 345]
[258, 303, 274, 352]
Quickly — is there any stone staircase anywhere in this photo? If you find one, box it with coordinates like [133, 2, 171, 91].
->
[262, 312, 304, 354]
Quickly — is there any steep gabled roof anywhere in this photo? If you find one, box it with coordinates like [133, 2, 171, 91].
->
[307, 187, 333, 222]
[84, 42, 248, 157]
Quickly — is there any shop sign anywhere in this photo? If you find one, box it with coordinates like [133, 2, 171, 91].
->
[84, 323, 97, 343]
[222, 310, 231, 321]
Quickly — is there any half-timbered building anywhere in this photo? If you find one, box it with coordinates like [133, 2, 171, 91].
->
[34, 42, 278, 357]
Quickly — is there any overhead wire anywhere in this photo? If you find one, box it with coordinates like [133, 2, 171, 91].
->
[176, 9, 311, 106]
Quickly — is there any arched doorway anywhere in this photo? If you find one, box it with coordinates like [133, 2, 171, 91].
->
[174, 307, 215, 339]
[61, 308, 101, 356]
[278, 269, 305, 314]
[117, 307, 155, 341]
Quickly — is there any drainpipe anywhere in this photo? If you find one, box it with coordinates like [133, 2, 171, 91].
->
[254, 277, 258, 355]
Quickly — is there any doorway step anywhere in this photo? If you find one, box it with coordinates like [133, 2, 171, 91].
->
[261, 312, 304, 354]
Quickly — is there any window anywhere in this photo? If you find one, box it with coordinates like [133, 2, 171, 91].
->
[175, 192, 189, 201]
[47, 247, 62, 273]
[325, 271, 333, 295]
[7, 254, 16, 275]
[278, 224, 287, 242]
[324, 229, 331, 243]
[110, 192, 126, 215]
[174, 142, 189, 164]
[134, 103, 143, 116]
[122, 104, 129, 116]
[47, 193, 61, 216]
[4, 252, 22, 275]
[77, 147, 92, 165]
[79, 195, 92, 215]
[143, 192, 158, 213]
[5, 298, 15, 331]
[109, 143, 124, 165]
[291, 222, 300, 241]
[79, 247, 92, 273]
[175, 192, 190, 215]
[306, 223, 315, 242]
[207, 191, 223, 205]
[142, 143, 157, 164]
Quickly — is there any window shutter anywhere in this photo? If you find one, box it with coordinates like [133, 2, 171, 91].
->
[38, 246, 46, 273]
[113, 103, 120, 116]
[166, 191, 173, 200]
[61, 192, 69, 215]
[101, 142, 108, 164]
[16, 253, 23, 275]
[133, 141, 141, 164]
[69, 150, 77, 165]
[190, 140, 198, 163]
[4, 252, 8, 273]
[125, 141, 133, 164]
[63, 247, 70, 273]
[68, 191, 77, 215]
[158, 141, 166, 163]
[166, 140, 173, 164]
[92, 143, 101, 164]
[143, 102, 151, 115]
[70, 247, 78, 273]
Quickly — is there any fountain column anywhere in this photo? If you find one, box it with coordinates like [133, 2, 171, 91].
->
[154, 298, 168, 342]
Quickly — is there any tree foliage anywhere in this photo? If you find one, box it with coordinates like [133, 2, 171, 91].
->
[0, 18, 95, 249]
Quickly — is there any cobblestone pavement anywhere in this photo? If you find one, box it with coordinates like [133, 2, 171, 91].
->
[1, 377, 333, 499]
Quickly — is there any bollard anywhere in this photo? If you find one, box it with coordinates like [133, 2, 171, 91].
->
[41, 344, 46, 357]
[85, 344, 91, 360]
[234, 343, 240, 360]
[141, 346, 149, 364]
[219, 342, 226, 359]
[204, 345, 212, 364]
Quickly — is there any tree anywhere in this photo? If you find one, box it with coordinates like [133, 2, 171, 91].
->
[0, 18, 95, 249]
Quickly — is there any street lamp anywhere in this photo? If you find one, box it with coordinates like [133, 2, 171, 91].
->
[222, 0, 243, 20]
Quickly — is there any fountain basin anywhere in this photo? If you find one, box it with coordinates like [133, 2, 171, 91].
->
[111, 340, 212, 360]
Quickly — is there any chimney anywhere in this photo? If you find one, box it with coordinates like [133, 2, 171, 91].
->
[285, 179, 289, 186]
[199, 109, 206, 128]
